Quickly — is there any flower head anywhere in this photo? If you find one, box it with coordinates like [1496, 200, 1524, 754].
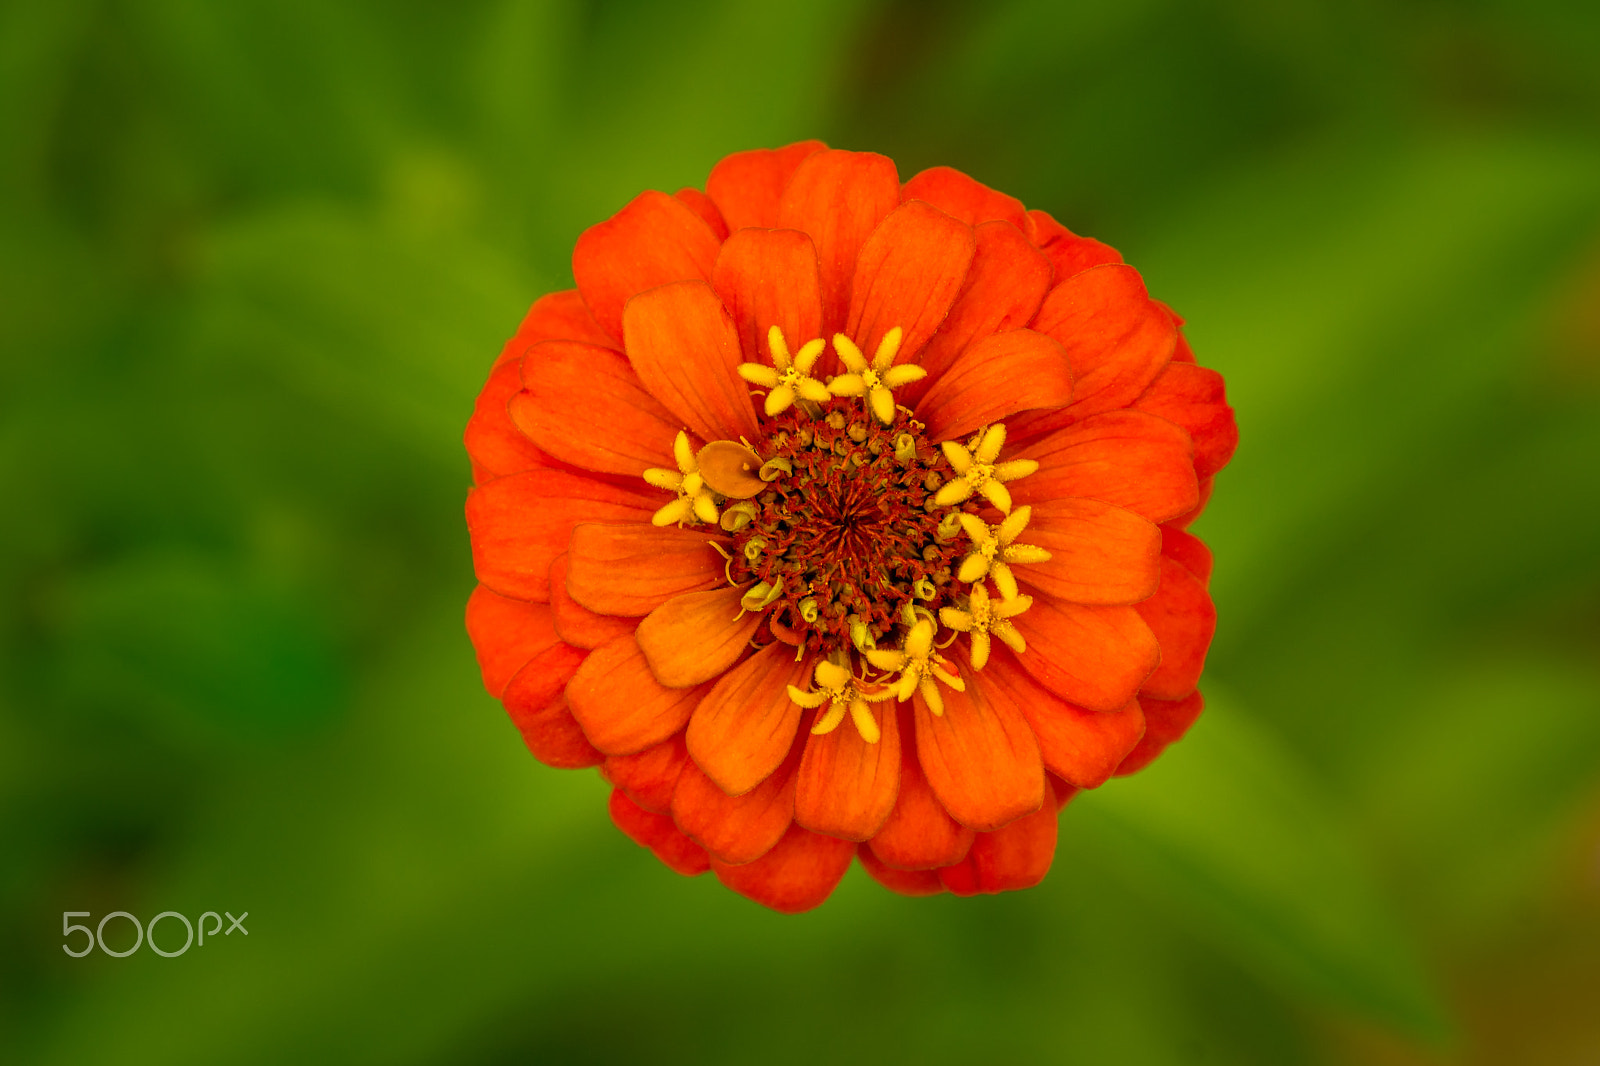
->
[463, 143, 1237, 911]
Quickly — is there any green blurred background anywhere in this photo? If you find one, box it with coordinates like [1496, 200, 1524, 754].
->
[3, 1, 1599, 1062]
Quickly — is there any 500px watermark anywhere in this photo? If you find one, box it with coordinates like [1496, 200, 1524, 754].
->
[62, 911, 248, 958]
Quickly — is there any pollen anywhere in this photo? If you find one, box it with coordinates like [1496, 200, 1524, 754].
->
[932, 424, 1039, 513]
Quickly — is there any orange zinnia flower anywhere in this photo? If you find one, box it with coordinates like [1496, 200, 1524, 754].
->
[463, 142, 1237, 912]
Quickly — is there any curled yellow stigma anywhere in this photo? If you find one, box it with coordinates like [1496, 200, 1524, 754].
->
[643, 429, 720, 527]
[864, 617, 965, 716]
[955, 505, 1051, 601]
[737, 327, 831, 417]
[933, 424, 1039, 513]
[788, 658, 894, 743]
[939, 582, 1031, 670]
[827, 328, 926, 425]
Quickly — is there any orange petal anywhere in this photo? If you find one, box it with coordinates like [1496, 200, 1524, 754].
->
[464, 585, 564, 698]
[497, 630, 586, 723]
[1117, 690, 1204, 776]
[867, 703, 975, 869]
[565, 634, 710, 755]
[686, 643, 813, 796]
[602, 731, 691, 814]
[777, 149, 901, 337]
[508, 341, 679, 477]
[1030, 264, 1176, 420]
[711, 228, 823, 363]
[673, 746, 798, 865]
[1161, 525, 1213, 587]
[1048, 774, 1081, 810]
[608, 788, 710, 877]
[706, 140, 828, 231]
[547, 553, 640, 650]
[1170, 473, 1215, 530]
[634, 585, 760, 689]
[914, 672, 1044, 832]
[901, 166, 1027, 229]
[622, 279, 759, 444]
[710, 821, 855, 914]
[696, 441, 765, 498]
[1133, 555, 1216, 700]
[1011, 411, 1199, 524]
[572, 190, 721, 343]
[915, 328, 1072, 442]
[845, 200, 975, 366]
[857, 845, 946, 896]
[1171, 326, 1196, 362]
[1132, 362, 1238, 478]
[465, 470, 658, 602]
[1008, 593, 1161, 712]
[566, 522, 724, 617]
[674, 186, 728, 240]
[504, 691, 602, 770]
[984, 650, 1147, 789]
[500, 289, 615, 365]
[906, 221, 1051, 405]
[1023, 209, 1122, 281]
[465, 356, 556, 484]
[937, 778, 1059, 896]
[794, 696, 900, 841]
[1009, 498, 1161, 606]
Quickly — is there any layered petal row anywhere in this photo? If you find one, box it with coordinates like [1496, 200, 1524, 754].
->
[462, 141, 1236, 913]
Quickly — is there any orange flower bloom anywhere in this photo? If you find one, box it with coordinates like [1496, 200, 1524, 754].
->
[463, 142, 1236, 912]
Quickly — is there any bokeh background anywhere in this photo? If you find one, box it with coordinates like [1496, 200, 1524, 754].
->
[4, 1, 1599, 1063]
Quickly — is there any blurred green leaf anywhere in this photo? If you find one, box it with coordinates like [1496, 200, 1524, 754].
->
[17, 607, 1323, 1066]
[1358, 655, 1600, 935]
[47, 551, 344, 742]
[1151, 133, 1600, 640]
[194, 202, 537, 446]
[556, 0, 871, 217]
[0, 0, 92, 212]
[1078, 692, 1449, 1038]
[7, 0, 1600, 1062]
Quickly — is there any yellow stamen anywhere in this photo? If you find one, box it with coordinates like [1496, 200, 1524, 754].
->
[863, 618, 965, 716]
[643, 429, 722, 527]
[788, 658, 893, 743]
[931, 424, 1039, 513]
[956, 505, 1051, 600]
[827, 327, 926, 425]
[738, 327, 830, 417]
[939, 583, 1032, 670]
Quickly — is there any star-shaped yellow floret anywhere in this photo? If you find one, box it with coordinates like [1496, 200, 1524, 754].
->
[787, 658, 894, 743]
[939, 583, 1032, 670]
[956, 505, 1051, 600]
[737, 326, 831, 417]
[642, 429, 719, 527]
[933, 424, 1039, 513]
[827, 328, 926, 425]
[864, 618, 965, 716]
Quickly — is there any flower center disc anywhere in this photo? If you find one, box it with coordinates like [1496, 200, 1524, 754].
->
[726, 404, 973, 655]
